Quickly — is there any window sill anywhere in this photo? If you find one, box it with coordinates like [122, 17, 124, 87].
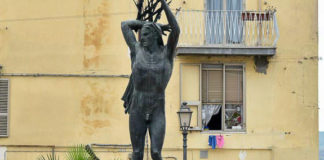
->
[188, 127, 202, 131]
[185, 128, 247, 134]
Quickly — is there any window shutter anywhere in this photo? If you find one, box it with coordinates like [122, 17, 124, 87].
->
[0, 79, 9, 137]
[202, 64, 223, 103]
[225, 66, 243, 104]
[207, 70, 223, 103]
[180, 64, 202, 130]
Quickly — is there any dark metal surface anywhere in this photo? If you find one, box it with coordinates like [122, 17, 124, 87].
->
[121, 0, 180, 160]
[182, 131, 188, 160]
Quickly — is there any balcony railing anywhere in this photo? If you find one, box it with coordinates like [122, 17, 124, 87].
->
[176, 10, 279, 48]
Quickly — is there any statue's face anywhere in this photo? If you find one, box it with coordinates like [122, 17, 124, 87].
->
[140, 25, 157, 47]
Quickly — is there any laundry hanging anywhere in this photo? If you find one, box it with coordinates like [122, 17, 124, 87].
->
[216, 135, 224, 148]
[208, 135, 217, 149]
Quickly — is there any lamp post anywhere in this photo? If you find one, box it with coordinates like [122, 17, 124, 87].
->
[177, 102, 192, 160]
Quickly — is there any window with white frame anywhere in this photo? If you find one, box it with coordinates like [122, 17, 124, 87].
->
[180, 64, 245, 132]
[0, 79, 9, 137]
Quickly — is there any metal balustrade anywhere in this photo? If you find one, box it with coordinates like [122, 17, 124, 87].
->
[176, 10, 279, 48]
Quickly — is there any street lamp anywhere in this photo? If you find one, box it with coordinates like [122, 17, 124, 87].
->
[177, 102, 192, 160]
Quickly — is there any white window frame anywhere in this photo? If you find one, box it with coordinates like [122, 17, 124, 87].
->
[0, 79, 9, 137]
[180, 63, 246, 133]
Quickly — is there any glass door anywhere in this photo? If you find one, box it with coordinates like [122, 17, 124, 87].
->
[205, 0, 243, 45]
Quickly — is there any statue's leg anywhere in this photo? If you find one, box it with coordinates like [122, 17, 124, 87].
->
[129, 113, 147, 160]
[148, 106, 165, 160]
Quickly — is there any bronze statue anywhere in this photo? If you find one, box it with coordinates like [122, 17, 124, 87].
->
[121, 0, 180, 159]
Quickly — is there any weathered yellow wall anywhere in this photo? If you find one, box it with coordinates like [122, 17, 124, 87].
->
[0, 0, 318, 160]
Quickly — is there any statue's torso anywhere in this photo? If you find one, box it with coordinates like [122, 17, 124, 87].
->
[130, 45, 172, 115]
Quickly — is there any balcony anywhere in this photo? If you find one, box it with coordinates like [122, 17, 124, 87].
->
[176, 10, 279, 56]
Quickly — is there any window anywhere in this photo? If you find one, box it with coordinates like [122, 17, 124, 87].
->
[0, 79, 9, 137]
[180, 64, 245, 132]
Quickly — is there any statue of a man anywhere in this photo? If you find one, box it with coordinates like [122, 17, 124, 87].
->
[121, 0, 180, 159]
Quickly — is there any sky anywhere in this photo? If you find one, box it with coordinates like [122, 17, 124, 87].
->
[319, 0, 323, 131]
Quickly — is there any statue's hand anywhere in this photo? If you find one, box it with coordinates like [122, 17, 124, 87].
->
[158, 24, 171, 35]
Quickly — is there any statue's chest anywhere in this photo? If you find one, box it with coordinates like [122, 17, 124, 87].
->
[133, 54, 172, 85]
[134, 51, 167, 72]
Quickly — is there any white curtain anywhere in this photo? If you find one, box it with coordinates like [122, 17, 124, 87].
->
[206, 0, 224, 44]
[206, 0, 243, 44]
[202, 104, 222, 126]
[226, 0, 243, 43]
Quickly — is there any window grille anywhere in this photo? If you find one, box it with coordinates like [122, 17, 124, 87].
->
[0, 79, 9, 137]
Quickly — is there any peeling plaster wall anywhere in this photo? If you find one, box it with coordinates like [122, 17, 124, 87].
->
[0, 0, 318, 160]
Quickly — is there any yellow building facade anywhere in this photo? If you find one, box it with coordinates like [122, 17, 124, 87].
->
[0, 0, 318, 160]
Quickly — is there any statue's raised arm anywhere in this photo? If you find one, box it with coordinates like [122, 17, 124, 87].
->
[161, 0, 180, 61]
[121, 20, 145, 56]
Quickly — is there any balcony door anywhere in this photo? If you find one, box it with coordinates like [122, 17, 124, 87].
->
[206, 0, 243, 45]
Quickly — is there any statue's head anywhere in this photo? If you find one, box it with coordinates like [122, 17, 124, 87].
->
[140, 23, 163, 47]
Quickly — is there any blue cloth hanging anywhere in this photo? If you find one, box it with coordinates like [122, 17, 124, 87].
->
[208, 135, 217, 149]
